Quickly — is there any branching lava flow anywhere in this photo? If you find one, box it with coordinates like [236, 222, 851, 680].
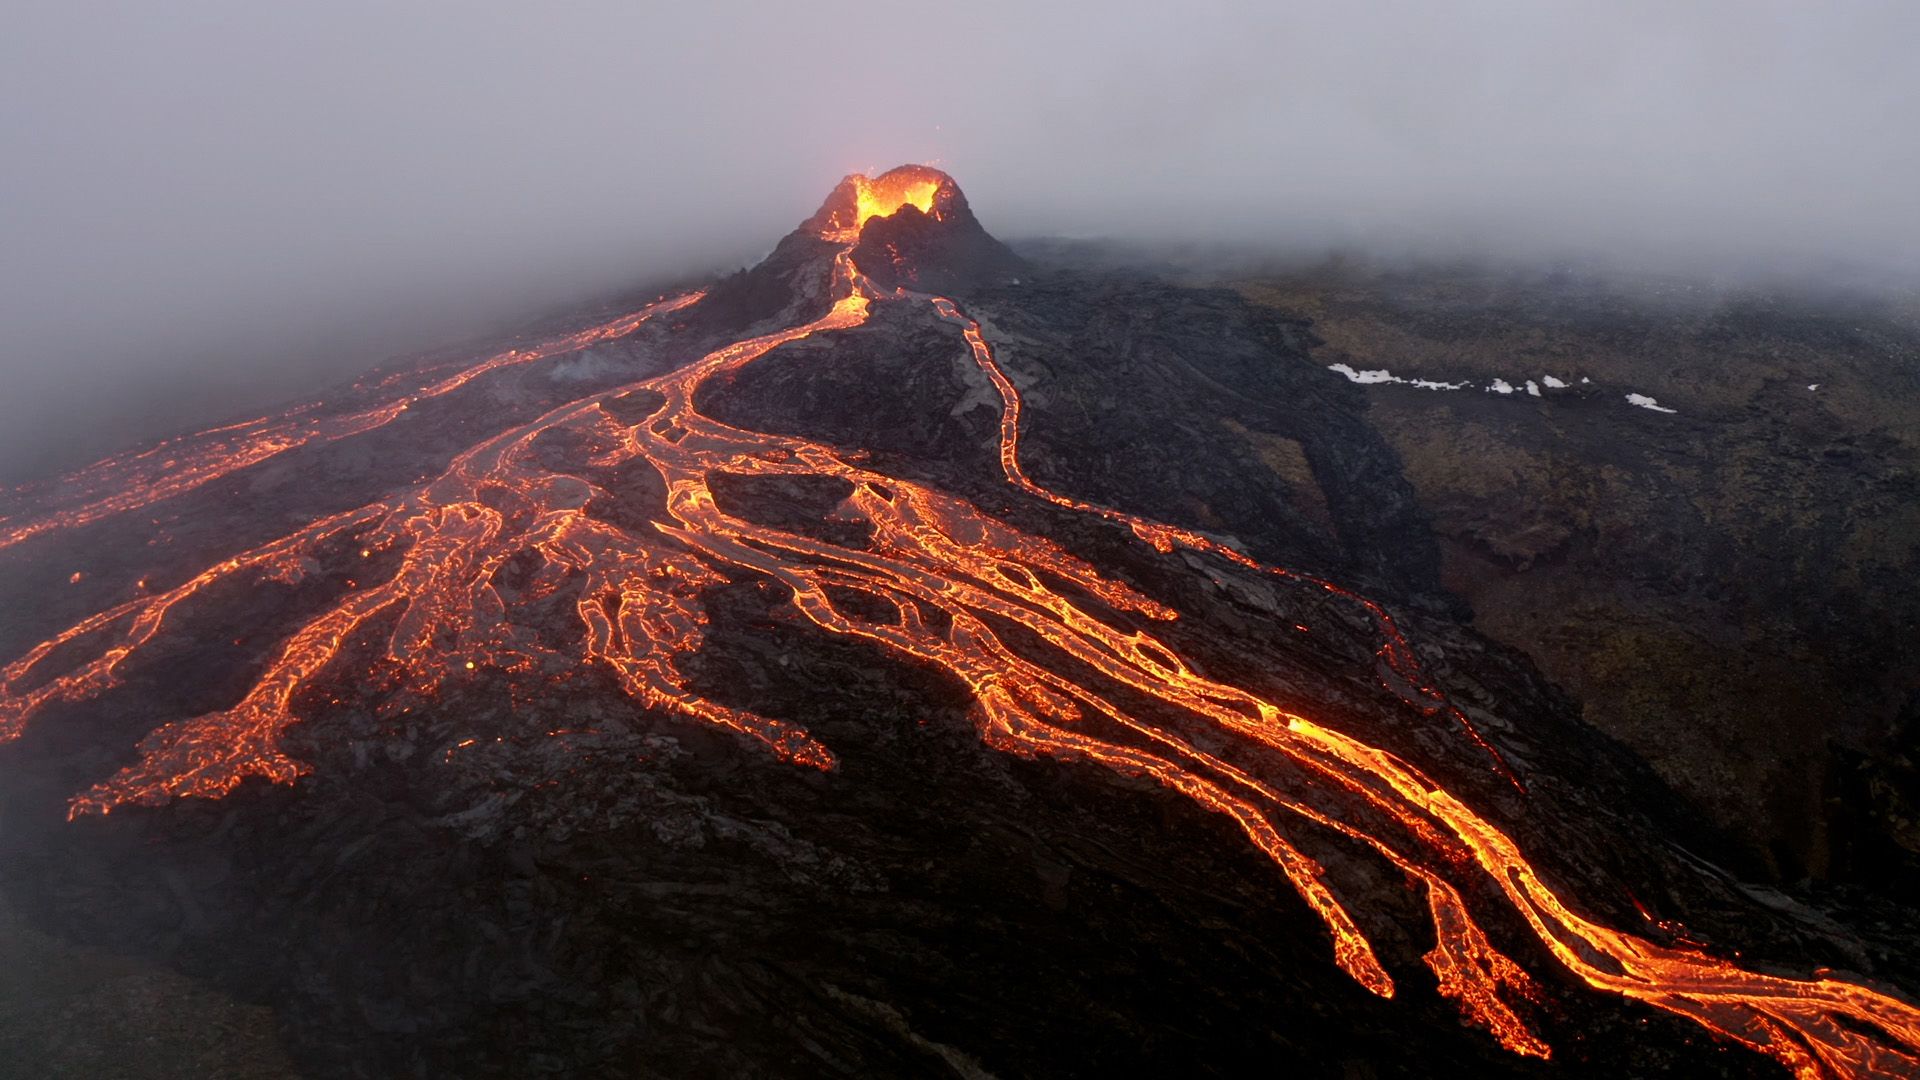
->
[1, 166, 1915, 1078]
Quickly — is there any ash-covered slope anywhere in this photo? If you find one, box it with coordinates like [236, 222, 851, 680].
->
[0, 168, 1915, 1079]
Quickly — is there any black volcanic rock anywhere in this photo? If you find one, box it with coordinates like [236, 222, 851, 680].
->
[0, 170, 1915, 1080]
[680, 227, 842, 338]
[846, 173, 1023, 294]
[1213, 260, 1920, 892]
[853, 200, 1025, 294]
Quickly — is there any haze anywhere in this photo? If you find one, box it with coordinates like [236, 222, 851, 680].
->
[3, 1, 1916, 481]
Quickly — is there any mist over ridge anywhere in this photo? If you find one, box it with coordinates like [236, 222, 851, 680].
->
[3, 1, 1916, 480]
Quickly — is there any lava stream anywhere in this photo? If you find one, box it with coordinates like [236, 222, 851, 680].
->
[0, 166, 1915, 1078]
[0, 291, 702, 555]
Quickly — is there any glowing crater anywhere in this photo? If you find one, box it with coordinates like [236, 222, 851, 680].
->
[852, 167, 945, 226]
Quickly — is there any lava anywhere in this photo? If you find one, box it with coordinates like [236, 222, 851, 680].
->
[2, 166, 1917, 1078]
[0, 292, 702, 555]
[854, 170, 941, 226]
[812, 163, 949, 242]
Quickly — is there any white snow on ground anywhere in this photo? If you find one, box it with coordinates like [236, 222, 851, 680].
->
[1326, 363, 1471, 390]
[1328, 363, 1396, 384]
[1328, 363, 1679, 417]
[1808, 383, 1820, 391]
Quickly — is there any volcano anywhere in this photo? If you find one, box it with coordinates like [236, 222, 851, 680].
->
[0, 167, 1916, 1078]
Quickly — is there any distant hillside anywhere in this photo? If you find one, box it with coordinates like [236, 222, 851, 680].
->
[1220, 259, 1920, 891]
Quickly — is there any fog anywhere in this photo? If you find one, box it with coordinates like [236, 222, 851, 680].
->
[3, 1, 1916, 481]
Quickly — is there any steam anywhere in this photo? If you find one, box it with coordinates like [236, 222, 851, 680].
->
[3, 1, 1915, 480]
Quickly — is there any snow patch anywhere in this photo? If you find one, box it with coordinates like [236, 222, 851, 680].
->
[1326, 363, 1470, 391]
[1807, 383, 1820, 391]
[1329, 363, 1395, 385]
[1327, 364, 1677, 425]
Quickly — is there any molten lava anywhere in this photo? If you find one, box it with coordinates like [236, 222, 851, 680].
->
[0, 294, 700, 555]
[1, 166, 1916, 1079]
[807, 163, 951, 243]
[853, 169, 942, 226]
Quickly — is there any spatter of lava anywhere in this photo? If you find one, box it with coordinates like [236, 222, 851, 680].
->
[2, 166, 1917, 1078]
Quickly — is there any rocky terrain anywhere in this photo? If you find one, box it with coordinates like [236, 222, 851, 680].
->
[0, 176, 1915, 1078]
[1210, 261, 1920, 891]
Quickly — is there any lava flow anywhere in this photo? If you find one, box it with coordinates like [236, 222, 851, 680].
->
[0, 291, 702, 555]
[2, 165, 1917, 1078]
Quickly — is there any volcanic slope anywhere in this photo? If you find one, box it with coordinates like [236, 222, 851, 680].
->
[0, 167, 1916, 1078]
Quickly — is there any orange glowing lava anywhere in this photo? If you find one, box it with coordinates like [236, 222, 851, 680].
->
[0, 293, 701, 555]
[1, 166, 1915, 1079]
[854, 170, 942, 226]
[807, 164, 950, 242]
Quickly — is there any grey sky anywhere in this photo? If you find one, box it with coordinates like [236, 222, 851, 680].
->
[3, 2, 1916, 478]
